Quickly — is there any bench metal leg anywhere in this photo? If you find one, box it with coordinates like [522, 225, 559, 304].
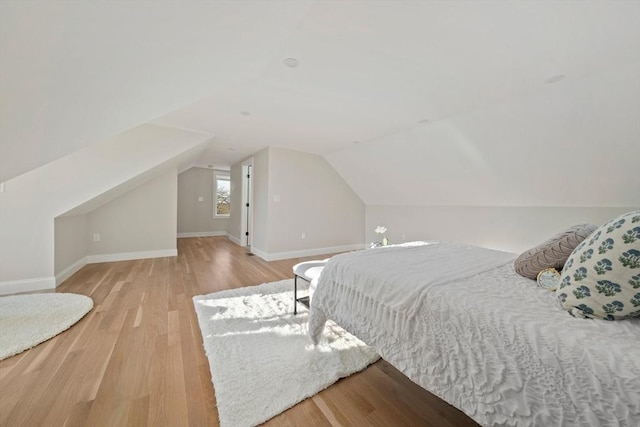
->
[294, 274, 298, 315]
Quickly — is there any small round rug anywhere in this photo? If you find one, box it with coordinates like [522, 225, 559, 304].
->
[0, 293, 93, 360]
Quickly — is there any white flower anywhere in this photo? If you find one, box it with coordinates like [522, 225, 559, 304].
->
[374, 226, 387, 234]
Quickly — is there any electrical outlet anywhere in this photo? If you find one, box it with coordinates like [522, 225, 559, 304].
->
[301, 232, 306, 239]
[93, 233, 101, 242]
[198, 196, 204, 202]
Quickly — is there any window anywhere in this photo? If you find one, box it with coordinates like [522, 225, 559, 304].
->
[215, 173, 231, 217]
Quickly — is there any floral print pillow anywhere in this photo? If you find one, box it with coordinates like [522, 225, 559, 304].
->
[556, 211, 640, 320]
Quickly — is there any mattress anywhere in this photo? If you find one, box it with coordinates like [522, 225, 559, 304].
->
[308, 242, 640, 426]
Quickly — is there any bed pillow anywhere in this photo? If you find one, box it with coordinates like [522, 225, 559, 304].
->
[514, 223, 598, 279]
[555, 211, 640, 320]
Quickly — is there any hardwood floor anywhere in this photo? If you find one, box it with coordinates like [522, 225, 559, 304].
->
[0, 237, 478, 426]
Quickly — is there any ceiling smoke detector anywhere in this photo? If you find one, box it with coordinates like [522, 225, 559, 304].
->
[284, 57, 299, 68]
[240, 111, 251, 116]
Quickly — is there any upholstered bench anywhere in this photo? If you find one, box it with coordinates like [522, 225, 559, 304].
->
[292, 259, 328, 314]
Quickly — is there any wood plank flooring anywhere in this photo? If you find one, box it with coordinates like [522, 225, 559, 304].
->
[0, 237, 479, 426]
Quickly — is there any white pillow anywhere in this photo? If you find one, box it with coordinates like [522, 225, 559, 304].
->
[555, 211, 640, 320]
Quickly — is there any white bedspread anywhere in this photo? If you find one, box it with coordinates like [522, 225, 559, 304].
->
[309, 242, 640, 426]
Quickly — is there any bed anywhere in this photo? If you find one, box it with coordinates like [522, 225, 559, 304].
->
[308, 241, 640, 426]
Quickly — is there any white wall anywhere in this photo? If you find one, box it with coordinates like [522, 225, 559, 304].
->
[266, 147, 364, 254]
[250, 149, 270, 254]
[0, 124, 209, 294]
[239, 147, 364, 260]
[177, 167, 229, 237]
[366, 206, 636, 254]
[54, 214, 88, 283]
[87, 170, 178, 259]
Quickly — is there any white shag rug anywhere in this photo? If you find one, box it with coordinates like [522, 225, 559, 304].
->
[192, 279, 379, 427]
[0, 293, 93, 360]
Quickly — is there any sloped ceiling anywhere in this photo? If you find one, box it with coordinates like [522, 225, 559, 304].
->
[0, 0, 312, 181]
[326, 62, 640, 207]
[153, 0, 640, 172]
[2, 1, 639, 207]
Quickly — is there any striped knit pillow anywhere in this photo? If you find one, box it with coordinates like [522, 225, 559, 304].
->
[514, 223, 598, 279]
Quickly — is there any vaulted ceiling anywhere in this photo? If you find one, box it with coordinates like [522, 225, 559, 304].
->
[2, 0, 639, 202]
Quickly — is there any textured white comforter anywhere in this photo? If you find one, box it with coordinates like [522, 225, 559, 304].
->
[309, 242, 640, 426]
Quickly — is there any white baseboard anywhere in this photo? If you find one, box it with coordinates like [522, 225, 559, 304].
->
[251, 243, 365, 262]
[227, 234, 242, 245]
[250, 246, 269, 260]
[56, 257, 88, 286]
[1, 243, 364, 295]
[0, 276, 56, 296]
[86, 249, 178, 264]
[2, 249, 178, 295]
[177, 231, 228, 238]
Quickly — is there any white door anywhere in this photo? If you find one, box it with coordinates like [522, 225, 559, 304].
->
[241, 159, 253, 247]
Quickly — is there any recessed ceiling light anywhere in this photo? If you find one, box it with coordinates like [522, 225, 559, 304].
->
[284, 57, 299, 68]
[545, 74, 566, 84]
[228, 148, 236, 151]
[352, 141, 360, 144]
[418, 118, 430, 124]
[240, 111, 251, 116]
